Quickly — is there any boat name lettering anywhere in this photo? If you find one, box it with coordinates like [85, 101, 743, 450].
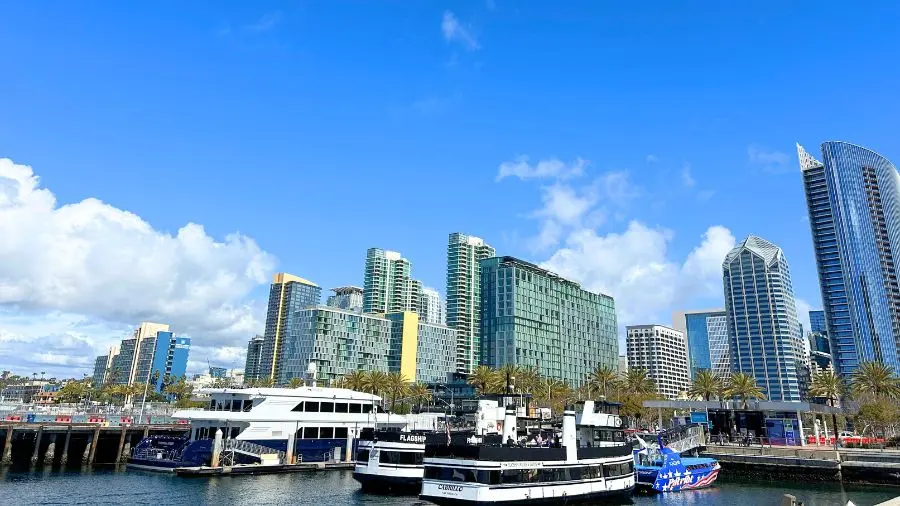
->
[399, 434, 427, 443]
[500, 461, 543, 469]
[438, 484, 463, 492]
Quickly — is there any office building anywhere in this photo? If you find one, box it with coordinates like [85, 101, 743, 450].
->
[626, 325, 691, 399]
[419, 286, 446, 325]
[244, 335, 265, 382]
[446, 232, 496, 374]
[672, 309, 731, 378]
[258, 273, 322, 382]
[363, 248, 420, 314]
[147, 332, 191, 391]
[723, 235, 807, 402]
[617, 356, 628, 375]
[209, 366, 227, 378]
[809, 310, 826, 334]
[385, 311, 456, 384]
[326, 286, 364, 312]
[480, 256, 618, 386]
[799, 142, 900, 375]
[98, 323, 189, 392]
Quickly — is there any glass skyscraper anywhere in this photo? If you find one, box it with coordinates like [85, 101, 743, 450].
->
[798, 142, 900, 375]
[480, 256, 618, 386]
[243, 335, 264, 382]
[673, 310, 730, 379]
[809, 310, 826, 334]
[446, 233, 495, 374]
[363, 248, 420, 314]
[258, 273, 322, 382]
[723, 235, 807, 402]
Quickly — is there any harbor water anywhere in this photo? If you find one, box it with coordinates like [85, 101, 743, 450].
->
[1, 467, 897, 506]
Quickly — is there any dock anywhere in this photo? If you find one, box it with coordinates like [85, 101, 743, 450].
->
[174, 461, 354, 476]
[0, 422, 189, 466]
[702, 444, 900, 486]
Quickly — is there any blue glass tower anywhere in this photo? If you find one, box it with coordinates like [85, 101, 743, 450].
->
[809, 310, 826, 334]
[674, 310, 730, 379]
[149, 331, 191, 392]
[798, 142, 900, 375]
[723, 236, 807, 402]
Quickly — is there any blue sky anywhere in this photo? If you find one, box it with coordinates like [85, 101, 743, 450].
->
[2, 1, 900, 376]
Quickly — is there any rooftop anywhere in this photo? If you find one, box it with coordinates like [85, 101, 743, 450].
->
[724, 235, 782, 267]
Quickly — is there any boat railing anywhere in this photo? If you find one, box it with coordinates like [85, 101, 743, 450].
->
[131, 446, 180, 461]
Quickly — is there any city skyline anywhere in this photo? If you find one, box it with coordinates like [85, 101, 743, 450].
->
[3, 3, 900, 377]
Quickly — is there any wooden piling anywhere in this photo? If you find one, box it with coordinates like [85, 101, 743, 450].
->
[87, 426, 100, 465]
[1, 426, 13, 464]
[115, 426, 127, 464]
[30, 425, 43, 465]
[60, 427, 71, 465]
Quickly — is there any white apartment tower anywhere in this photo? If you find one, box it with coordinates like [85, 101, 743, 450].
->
[446, 232, 495, 374]
[626, 324, 691, 399]
[419, 286, 446, 325]
[363, 248, 420, 314]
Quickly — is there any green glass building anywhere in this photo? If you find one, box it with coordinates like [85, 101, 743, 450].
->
[446, 233, 496, 374]
[479, 256, 618, 386]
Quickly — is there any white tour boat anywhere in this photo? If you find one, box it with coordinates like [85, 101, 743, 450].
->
[128, 386, 405, 471]
[419, 400, 635, 505]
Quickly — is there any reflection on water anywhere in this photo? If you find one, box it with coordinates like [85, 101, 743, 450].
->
[0, 467, 896, 506]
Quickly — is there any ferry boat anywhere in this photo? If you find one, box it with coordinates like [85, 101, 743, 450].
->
[128, 386, 405, 471]
[353, 400, 510, 494]
[633, 425, 720, 492]
[419, 400, 635, 505]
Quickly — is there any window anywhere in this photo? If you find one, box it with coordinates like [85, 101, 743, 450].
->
[335, 427, 348, 439]
[320, 402, 334, 413]
[335, 402, 348, 413]
[356, 449, 370, 462]
[349, 403, 362, 413]
[320, 427, 334, 439]
[603, 461, 634, 478]
[362, 404, 373, 413]
[379, 451, 424, 465]
[305, 401, 320, 412]
[231, 400, 241, 412]
[304, 427, 319, 439]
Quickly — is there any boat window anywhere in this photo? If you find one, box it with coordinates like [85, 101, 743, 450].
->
[349, 403, 362, 413]
[291, 402, 304, 412]
[380, 451, 424, 465]
[356, 449, 370, 462]
[230, 427, 240, 439]
[602, 461, 634, 478]
[320, 402, 334, 413]
[305, 401, 320, 412]
[242, 400, 253, 412]
[320, 427, 334, 439]
[209, 399, 216, 410]
[335, 427, 348, 439]
[362, 404, 373, 414]
[334, 403, 348, 413]
[231, 400, 241, 412]
[304, 427, 319, 439]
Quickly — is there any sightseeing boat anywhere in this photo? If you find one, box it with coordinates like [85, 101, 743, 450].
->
[353, 399, 510, 494]
[128, 386, 405, 471]
[633, 425, 720, 492]
[419, 400, 635, 505]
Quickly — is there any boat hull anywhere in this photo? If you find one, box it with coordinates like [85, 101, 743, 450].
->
[353, 471, 421, 494]
[420, 488, 633, 506]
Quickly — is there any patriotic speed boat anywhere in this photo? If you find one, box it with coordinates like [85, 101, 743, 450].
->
[633, 426, 720, 492]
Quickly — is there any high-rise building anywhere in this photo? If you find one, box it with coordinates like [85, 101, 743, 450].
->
[363, 248, 421, 314]
[723, 235, 807, 401]
[244, 335, 265, 382]
[480, 256, 618, 386]
[625, 325, 691, 399]
[91, 345, 120, 387]
[326, 286, 364, 312]
[799, 142, 900, 375]
[809, 310, 826, 334]
[672, 309, 731, 379]
[147, 332, 191, 391]
[258, 273, 322, 382]
[385, 311, 456, 384]
[446, 232, 496, 374]
[419, 287, 446, 325]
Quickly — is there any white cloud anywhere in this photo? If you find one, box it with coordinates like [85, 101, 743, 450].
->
[496, 156, 587, 181]
[0, 158, 276, 376]
[645, 154, 659, 163]
[542, 223, 735, 339]
[681, 164, 696, 188]
[794, 298, 814, 335]
[244, 11, 282, 33]
[748, 144, 791, 173]
[442, 11, 480, 50]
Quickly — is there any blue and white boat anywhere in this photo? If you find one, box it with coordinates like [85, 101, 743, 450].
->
[633, 429, 720, 492]
[128, 386, 406, 471]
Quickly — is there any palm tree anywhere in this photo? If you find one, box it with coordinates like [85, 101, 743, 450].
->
[540, 378, 573, 413]
[343, 370, 367, 391]
[727, 372, 766, 408]
[363, 370, 390, 397]
[851, 361, 900, 401]
[688, 369, 724, 401]
[498, 364, 519, 394]
[586, 365, 619, 399]
[622, 369, 656, 396]
[467, 366, 498, 395]
[809, 367, 845, 446]
[287, 377, 304, 389]
[408, 383, 433, 412]
[331, 376, 347, 389]
[515, 367, 543, 396]
[385, 372, 409, 411]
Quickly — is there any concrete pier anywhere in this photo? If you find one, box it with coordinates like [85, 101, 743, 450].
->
[60, 428, 71, 465]
[30, 425, 44, 465]
[44, 434, 57, 464]
[1, 427, 12, 464]
[115, 426, 127, 464]
[87, 426, 100, 465]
